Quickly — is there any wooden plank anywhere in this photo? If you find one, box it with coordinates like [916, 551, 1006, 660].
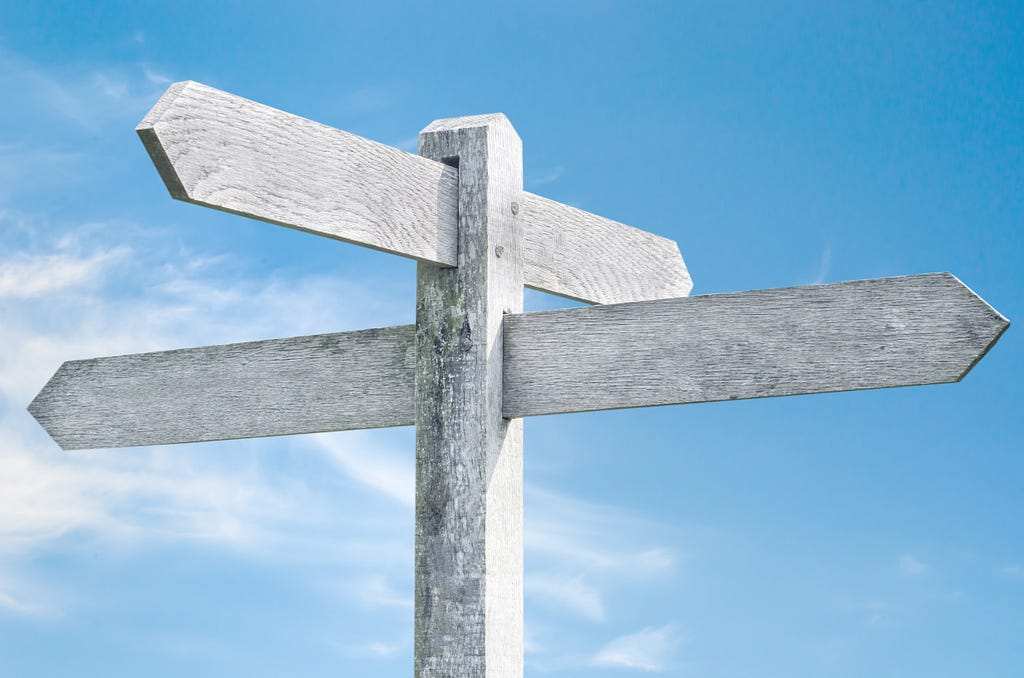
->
[414, 115, 524, 676]
[502, 273, 1009, 418]
[137, 81, 460, 265]
[138, 81, 691, 304]
[521, 192, 691, 303]
[27, 325, 416, 450]
[28, 274, 1008, 451]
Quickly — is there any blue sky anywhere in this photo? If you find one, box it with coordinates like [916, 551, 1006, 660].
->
[0, 1, 1021, 676]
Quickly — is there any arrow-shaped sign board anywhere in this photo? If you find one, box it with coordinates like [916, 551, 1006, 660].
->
[28, 83, 1011, 677]
[29, 274, 1007, 450]
[138, 81, 692, 305]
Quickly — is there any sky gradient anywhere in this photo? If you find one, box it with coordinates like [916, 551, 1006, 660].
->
[1, 2, 1021, 676]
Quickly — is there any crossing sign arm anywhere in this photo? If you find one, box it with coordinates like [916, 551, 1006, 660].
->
[502, 273, 1009, 417]
[28, 325, 416, 450]
[137, 81, 692, 305]
[25, 79, 1014, 677]
[28, 274, 1008, 450]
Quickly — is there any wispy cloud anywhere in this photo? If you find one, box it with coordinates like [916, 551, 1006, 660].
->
[308, 432, 415, 508]
[899, 554, 929, 577]
[142, 64, 172, 86]
[0, 246, 129, 298]
[812, 245, 832, 285]
[339, 573, 413, 611]
[331, 635, 409, 660]
[0, 145, 88, 199]
[0, 48, 96, 130]
[392, 136, 419, 153]
[0, 568, 56, 618]
[0, 46, 175, 135]
[0, 214, 681, 639]
[526, 573, 606, 622]
[525, 487, 678, 629]
[342, 85, 395, 115]
[528, 165, 565, 188]
[1001, 564, 1023, 578]
[527, 487, 677, 575]
[0, 218, 414, 615]
[592, 625, 686, 672]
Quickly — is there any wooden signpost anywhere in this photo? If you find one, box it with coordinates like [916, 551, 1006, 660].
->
[29, 82, 1009, 677]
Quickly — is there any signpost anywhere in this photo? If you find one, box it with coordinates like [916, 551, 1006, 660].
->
[29, 82, 1009, 677]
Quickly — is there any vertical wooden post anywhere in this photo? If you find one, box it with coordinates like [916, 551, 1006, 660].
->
[414, 114, 524, 677]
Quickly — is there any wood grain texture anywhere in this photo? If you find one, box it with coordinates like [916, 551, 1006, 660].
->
[137, 81, 460, 265]
[521, 192, 692, 303]
[502, 273, 1010, 418]
[414, 115, 524, 677]
[138, 82, 691, 304]
[28, 325, 416, 450]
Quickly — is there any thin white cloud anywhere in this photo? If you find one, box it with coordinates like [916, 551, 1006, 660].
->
[309, 432, 415, 507]
[366, 640, 405, 657]
[142, 65, 172, 85]
[0, 48, 96, 130]
[592, 625, 685, 672]
[343, 574, 412, 611]
[0, 219, 414, 615]
[0, 47, 176, 133]
[0, 145, 87, 199]
[0, 568, 56, 618]
[899, 554, 929, 577]
[0, 246, 129, 298]
[525, 487, 678, 628]
[528, 165, 565, 188]
[393, 136, 419, 153]
[343, 85, 395, 114]
[92, 72, 130, 100]
[0, 217, 680, 639]
[1001, 564, 1023, 578]
[331, 636, 409, 660]
[527, 487, 677, 575]
[812, 245, 832, 285]
[526, 573, 605, 622]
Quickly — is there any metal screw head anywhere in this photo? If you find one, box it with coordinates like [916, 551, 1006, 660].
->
[494, 245, 505, 258]
[510, 201, 519, 215]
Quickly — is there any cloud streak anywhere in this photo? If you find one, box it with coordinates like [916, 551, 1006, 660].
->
[0, 213, 683, 666]
[0, 217, 414, 616]
[899, 554, 929, 577]
[592, 625, 686, 672]
[0, 245, 129, 298]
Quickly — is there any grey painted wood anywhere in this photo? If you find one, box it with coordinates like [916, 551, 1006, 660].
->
[414, 115, 524, 677]
[502, 273, 1009, 418]
[27, 325, 415, 450]
[138, 82, 690, 304]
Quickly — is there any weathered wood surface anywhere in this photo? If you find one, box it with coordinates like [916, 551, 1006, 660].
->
[138, 81, 691, 305]
[137, 81, 460, 265]
[28, 325, 416, 450]
[502, 273, 1009, 418]
[26, 274, 1010, 450]
[414, 115, 524, 677]
[521, 193, 691, 303]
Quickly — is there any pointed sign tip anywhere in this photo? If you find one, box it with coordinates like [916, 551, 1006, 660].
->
[27, 364, 76, 452]
[136, 80, 196, 132]
[946, 272, 1011, 383]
